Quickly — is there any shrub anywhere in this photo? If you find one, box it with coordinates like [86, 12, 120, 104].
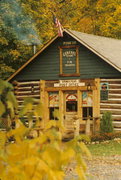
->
[0, 80, 91, 180]
[90, 132, 121, 142]
[100, 111, 113, 133]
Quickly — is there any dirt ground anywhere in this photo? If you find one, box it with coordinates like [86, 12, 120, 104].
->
[86, 155, 121, 180]
[65, 155, 121, 180]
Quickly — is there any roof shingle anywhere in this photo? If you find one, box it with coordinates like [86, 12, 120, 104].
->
[65, 29, 121, 72]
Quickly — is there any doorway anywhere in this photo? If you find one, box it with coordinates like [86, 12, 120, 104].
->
[64, 91, 77, 132]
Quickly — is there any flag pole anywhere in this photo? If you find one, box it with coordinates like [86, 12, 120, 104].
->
[53, 14, 63, 37]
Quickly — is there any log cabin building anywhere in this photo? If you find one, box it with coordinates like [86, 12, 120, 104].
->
[8, 29, 121, 136]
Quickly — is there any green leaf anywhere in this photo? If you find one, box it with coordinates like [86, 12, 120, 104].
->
[0, 101, 5, 116]
[7, 91, 18, 108]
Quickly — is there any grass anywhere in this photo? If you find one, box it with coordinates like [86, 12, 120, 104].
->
[87, 140, 121, 156]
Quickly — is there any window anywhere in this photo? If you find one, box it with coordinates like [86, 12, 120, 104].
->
[66, 101, 77, 112]
[48, 92, 59, 120]
[49, 107, 59, 120]
[65, 93, 77, 112]
[59, 46, 80, 76]
[82, 91, 93, 120]
[82, 107, 93, 120]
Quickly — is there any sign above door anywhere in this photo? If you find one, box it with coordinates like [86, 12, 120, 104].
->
[54, 79, 85, 87]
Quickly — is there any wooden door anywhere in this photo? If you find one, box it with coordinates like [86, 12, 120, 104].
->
[64, 91, 77, 132]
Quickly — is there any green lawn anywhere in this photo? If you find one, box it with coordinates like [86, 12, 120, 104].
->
[87, 140, 121, 156]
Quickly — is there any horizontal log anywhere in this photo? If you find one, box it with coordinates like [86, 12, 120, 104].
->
[114, 129, 121, 132]
[16, 96, 40, 101]
[14, 86, 40, 91]
[15, 91, 40, 96]
[109, 85, 121, 89]
[14, 81, 40, 85]
[100, 113, 121, 118]
[100, 100, 121, 104]
[101, 79, 121, 82]
[100, 110, 121, 115]
[109, 90, 121, 94]
[109, 95, 121, 99]
[100, 108, 121, 112]
[108, 98, 121, 101]
[16, 83, 40, 88]
[112, 114, 121, 117]
[113, 122, 121, 128]
[113, 117, 121, 121]
[18, 101, 40, 105]
[100, 104, 121, 109]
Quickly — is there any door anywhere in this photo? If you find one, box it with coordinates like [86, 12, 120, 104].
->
[64, 91, 77, 132]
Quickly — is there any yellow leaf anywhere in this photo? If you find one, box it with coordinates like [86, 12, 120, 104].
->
[75, 154, 87, 171]
[48, 169, 65, 180]
[79, 142, 91, 158]
[0, 101, 5, 116]
[0, 158, 5, 176]
[45, 120, 57, 130]
[61, 148, 75, 165]
[0, 131, 6, 147]
[7, 119, 28, 140]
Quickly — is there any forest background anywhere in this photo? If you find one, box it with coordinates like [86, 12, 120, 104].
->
[1, 0, 121, 79]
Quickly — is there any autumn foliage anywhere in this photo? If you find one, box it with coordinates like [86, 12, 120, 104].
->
[1, 0, 121, 79]
[0, 80, 91, 180]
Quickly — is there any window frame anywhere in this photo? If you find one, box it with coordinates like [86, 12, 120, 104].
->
[59, 45, 80, 77]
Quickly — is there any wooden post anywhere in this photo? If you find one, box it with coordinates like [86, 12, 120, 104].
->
[59, 90, 64, 134]
[76, 47, 79, 74]
[85, 117, 91, 135]
[77, 90, 82, 133]
[40, 80, 49, 129]
[93, 78, 100, 134]
[73, 115, 80, 137]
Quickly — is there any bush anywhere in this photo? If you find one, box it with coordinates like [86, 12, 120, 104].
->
[100, 111, 113, 133]
[90, 132, 121, 142]
[0, 79, 91, 180]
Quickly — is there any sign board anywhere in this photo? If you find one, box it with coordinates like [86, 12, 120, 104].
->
[100, 83, 109, 90]
[66, 94, 77, 101]
[82, 91, 93, 106]
[100, 83, 109, 101]
[49, 92, 59, 107]
[62, 48, 76, 73]
[63, 41, 77, 45]
[54, 80, 85, 87]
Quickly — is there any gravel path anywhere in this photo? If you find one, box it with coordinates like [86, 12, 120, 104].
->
[86, 155, 121, 180]
[65, 155, 121, 180]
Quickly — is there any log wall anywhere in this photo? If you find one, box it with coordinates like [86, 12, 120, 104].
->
[14, 81, 40, 123]
[100, 79, 121, 131]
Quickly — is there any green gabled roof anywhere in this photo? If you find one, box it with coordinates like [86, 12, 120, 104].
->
[8, 29, 121, 81]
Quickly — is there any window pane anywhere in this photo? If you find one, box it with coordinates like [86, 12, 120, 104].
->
[82, 107, 93, 120]
[49, 107, 59, 120]
[66, 101, 77, 112]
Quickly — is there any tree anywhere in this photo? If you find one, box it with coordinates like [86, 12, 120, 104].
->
[0, 0, 41, 79]
[1, 0, 121, 79]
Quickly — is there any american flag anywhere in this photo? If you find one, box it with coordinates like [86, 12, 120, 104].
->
[53, 15, 63, 37]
